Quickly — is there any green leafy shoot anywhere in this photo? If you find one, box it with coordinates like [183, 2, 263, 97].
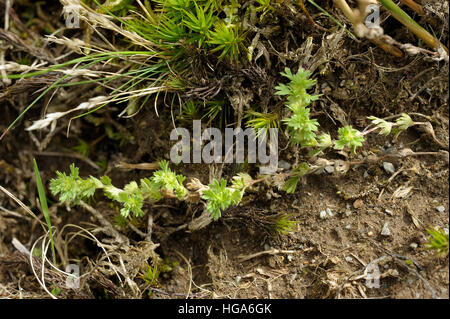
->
[141, 264, 161, 286]
[283, 105, 319, 147]
[255, 0, 275, 18]
[230, 173, 253, 193]
[50, 161, 188, 218]
[283, 162, 309, 193]
[50, 164, 99, 205]
[73, 139, 91, 157]
[33, 159, 56, 264]
[50, 163, 253, 221]
[272, 214, 297, 235]
[308, 133, 332, 157]
[334, 125, 365, 154]
[275, 67, 320, 105]
[367, 116, 393, 136]
[201, 178, 243, 220]
[182, 1, 216, 47]
[149, 160, 188, 199]
[245, 111, 279, 138]
[425, 227, 449, 256]
[278, 68, 321, 148]
[181, 100, 201, 121]
[208, 22, 245, 62]
[368, 113, 414, 139]
[393, 113, 414, 138]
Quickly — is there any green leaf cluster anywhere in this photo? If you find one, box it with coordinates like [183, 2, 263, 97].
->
[50, 161, 186, 218]
[368, 113, 414, 139]
[425, 227, 449, 256]
[128, 0, 245, 62]
[334, 125, 365, 154]
[277, 68, 321, 148]
[50, 161, 251, 221]
[201, 178, 243, 220]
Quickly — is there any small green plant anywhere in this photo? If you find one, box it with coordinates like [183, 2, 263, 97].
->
[272, 214, 297, 235]
[33, 159, 57, 264]
[254, 0, 275, 18]
[334, 125, 365, 154]
[141, 264, 161, 286]
[208, 22, 246, 62]
[201, 178, 243, 220]
[276, 68, 426, 193]
[425, 227, 449, 256]
[50, 161, 252, 221]
[182, 1, 216, 47]
[181, 100, 201, 121]
[277, 67, 321, 148]
[278, 67, 366, 154]
[49, 161, 180, 218]
[367, 113, 414, 139]
[73, 139, 91, 157]
[245, 111, 279, 138]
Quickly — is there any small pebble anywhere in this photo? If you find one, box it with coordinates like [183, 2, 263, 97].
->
[345, 256, 353, 262]
[346, 203, 351, 210]
[326, 208, 333, 217]
[436, 206, 445, 213]
[381, 222, 391, 236]
[385, 209, 394, 216]
[235, 276, 242, 284]
[320, 210, 328, 219]
[383, 162, 395, 174]
[324, 165, 335, 173]
[345, 211, 352, 217]
[278, 160, 291, 170]
[410, 243, 418, 249]
[264, 244, 271, 251]
[391, 269, 399, 277]
[368, 231, 374, 236]
[363, 171, 369, 179]
[345, 224, 351, 230]
[287, 255, 294, 262]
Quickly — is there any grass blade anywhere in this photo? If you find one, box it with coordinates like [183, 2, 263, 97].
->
[379, 0, 448, 54]
[33, 159, 56, 265]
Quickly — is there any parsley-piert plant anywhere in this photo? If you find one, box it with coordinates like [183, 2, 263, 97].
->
[276, 68, 423, 193]
[50, 161, 254, 220]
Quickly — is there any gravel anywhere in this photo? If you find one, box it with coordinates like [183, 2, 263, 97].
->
[383, 162, 395, 174]
[324, 165, 335, 173]
[381, 222, 391, 236]
[278, 160, 291, 170]
[436, 206, 445, 213]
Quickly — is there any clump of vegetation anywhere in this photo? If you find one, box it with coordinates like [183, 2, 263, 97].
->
[50, 161, 254, 220]
[277, 67, 364, 154]
[425, 227, 449, 256]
